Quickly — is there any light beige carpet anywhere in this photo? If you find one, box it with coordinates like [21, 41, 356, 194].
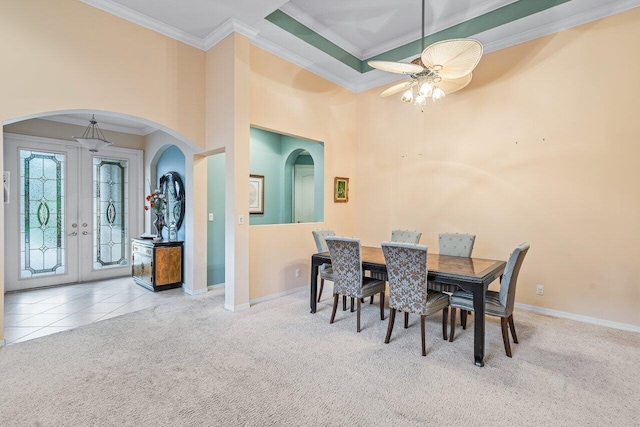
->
[0, 286, 638, 426]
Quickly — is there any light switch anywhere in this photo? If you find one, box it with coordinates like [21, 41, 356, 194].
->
[208, 213, 214, 222]
[238, 215, 244, 225]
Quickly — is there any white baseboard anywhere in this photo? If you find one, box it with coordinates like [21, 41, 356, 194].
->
[182, 286, 208, 296]
[207, 283, 225, 290]
[250, 285, 308, 305]
[224, 302, 251, 312]
[515, 303, 640, 333]
[0, 339, 5, 348]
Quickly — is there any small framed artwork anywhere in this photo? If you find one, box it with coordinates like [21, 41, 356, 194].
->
[249, 174, 264, 214]
[334, 177, 349, 203]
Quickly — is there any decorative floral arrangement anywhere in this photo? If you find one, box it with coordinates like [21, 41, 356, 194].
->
[144, 189, 166, 215]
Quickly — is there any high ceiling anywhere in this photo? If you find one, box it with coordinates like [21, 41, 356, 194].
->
[83, 0, 638, 92]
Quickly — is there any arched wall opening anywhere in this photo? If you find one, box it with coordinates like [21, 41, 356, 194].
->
[1, 110, 207, 341]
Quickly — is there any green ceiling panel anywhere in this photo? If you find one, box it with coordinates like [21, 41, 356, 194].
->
[266, 0, 572, 74]
[265, 10, 363, 72]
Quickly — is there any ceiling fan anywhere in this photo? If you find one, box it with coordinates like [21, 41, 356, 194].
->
[368, 0, 483, 107]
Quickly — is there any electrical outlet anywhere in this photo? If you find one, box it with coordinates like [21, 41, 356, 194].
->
[238, 215, 244, 225]
[295, 268, 300, 277]
[208, 213, 214, 222]
[536, 285, 544, 296]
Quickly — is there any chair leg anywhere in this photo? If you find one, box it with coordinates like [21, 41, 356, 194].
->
[385, 308, 396, 343]
[420, 315, 427, 356]
[461, 310, 467, 329]
[370, 295, 374, 304]
[508, 314, 518, 344]
[404, 312, 409, 329]
[350, 297, 355, 312]
[330, 294, 339, 324]
[379, 291, 385, 320]
[343, 295, 347, 311]
[442, 307, 449, 341]
[356, 298, 361, 332]
[501, 317, 512, 357]
[317, 279, 325, 303]
[449, 308, 456, 342]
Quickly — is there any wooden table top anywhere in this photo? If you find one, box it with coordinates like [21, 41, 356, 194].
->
[314, 246, 505, 281]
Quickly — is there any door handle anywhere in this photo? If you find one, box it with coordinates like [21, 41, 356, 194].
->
[68, 231, 78, 236]
[71, 223, 78, 228]
[82, 231, 92, 235]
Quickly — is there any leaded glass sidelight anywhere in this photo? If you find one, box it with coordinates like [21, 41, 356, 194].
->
[20, 150, 65, 278]
[93, 157, 128, 269]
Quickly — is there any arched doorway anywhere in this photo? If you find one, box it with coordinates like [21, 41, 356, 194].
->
[3, 110, 199, 292]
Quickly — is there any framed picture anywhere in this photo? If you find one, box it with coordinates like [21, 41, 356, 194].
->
[334, 177, 349, 203]
[249, 174, 264, 214]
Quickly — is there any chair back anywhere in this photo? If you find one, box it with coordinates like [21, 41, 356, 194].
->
[391, 229, 422, 244]
[439, 233, 476, 257]
[325, 237, 362, 296]
[312, 229, 335, 253]
[313, 229, 335, 271]
[499, 243, 530, 313]
[382, 242, 429, 313]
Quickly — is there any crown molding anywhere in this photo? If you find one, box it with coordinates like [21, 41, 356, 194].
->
[202, 18, 260, 50]
[480, 0, 640, 54]
[80, 0, 205, 50]
[39, 116, 155, 136]
[279, 3, 363, 59]
[251, 31, 361, 93]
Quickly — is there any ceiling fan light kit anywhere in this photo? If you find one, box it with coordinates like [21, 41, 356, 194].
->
[369, 0, 483, 110]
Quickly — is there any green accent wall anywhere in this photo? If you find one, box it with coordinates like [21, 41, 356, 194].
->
[207, 153, 225, 285]
[249, 127, 324, 225]
[266, 0, 572, 73]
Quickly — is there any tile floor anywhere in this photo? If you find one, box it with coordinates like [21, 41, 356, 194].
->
[3, 277, 187, 345]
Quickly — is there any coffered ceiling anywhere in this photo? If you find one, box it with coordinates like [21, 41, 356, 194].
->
[82, 0, 639, 92]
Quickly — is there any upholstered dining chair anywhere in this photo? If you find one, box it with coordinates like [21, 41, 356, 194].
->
[312, 229, 336, 302]
[382, 242, 449, 356]
[370, 229, 422, 303]
[428, 232, 476, 327]
[448, 243, 530, 358]
[325, 237, 386, 332]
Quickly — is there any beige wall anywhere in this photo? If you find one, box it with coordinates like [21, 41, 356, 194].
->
[249, 46, 358, 299]
[0, 0, 206, 342]
[354, 9, 640, 327]
[206, 34, 252, 309]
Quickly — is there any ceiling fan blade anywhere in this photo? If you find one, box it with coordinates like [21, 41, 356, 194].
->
[380, 81, 416, 97]
[421, 39, 483, 79]
[436, 73, 473, 95]
[368, 60, 424, 75]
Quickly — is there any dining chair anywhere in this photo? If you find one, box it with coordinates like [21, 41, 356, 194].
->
[325, 237, 386, 332]
[448, 243, 530, 357]
[382, 242, 449, 356]
[312, 229, 336, 303]
[370, 229, 422, 304]
[428, 232, 476, 328]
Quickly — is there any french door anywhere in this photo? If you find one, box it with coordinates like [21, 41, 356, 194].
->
[3, 134, 142, 291]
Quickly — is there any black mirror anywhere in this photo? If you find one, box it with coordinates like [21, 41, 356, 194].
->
[159, 171, 185, 231]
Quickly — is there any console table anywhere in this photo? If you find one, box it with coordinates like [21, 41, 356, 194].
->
[131, 239, 183, 291]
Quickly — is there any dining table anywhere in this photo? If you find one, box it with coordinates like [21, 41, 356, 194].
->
[310, 246, 506, 367]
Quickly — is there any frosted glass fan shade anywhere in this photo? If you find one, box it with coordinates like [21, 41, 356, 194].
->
[421, 39, 483, 79]
[368, 60, 424, 75]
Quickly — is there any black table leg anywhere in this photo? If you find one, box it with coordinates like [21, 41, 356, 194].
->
[473, 284, 486, 367]
[310, 262, 318, 313]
